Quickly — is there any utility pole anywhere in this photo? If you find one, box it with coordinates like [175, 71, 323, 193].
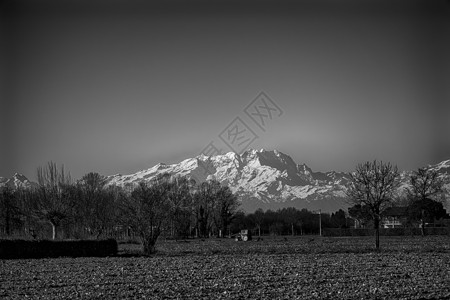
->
[314, 210, 322, 236]
[319, 209, 322, 237]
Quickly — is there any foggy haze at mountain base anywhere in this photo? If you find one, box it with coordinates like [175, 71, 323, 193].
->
[1, 0, 449, 188]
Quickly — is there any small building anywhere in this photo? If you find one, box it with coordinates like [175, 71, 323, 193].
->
[382, 206, 408, 228]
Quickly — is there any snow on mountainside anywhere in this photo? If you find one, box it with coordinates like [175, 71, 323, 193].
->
[0, 173, 38, 189]
[105, 150, 450, 212]
[2, 151, 449, 213]
[427, 159, 450, 201]
[105, 149, 354, 212]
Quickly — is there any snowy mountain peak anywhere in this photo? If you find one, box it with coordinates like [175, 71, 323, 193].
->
[0, 173, 37, 189]
[239, 149, 297, 172]
[298, 163, 313, 175]
[103, 149, 352, 211]
[13, 173, 28, 181]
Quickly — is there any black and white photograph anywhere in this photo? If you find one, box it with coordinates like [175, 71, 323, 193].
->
[1, 0, 450, 298]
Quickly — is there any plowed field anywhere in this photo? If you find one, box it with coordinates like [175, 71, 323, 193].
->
[1, 236, 450, 299]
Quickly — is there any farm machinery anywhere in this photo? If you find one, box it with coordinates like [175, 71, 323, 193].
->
[234, 229, 252, 241]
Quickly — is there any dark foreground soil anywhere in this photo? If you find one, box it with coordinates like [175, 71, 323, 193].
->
[1, 236, 450, 299]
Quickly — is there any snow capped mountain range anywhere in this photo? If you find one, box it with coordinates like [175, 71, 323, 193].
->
[105, 149, 353, 212]
[105, 149, 450, 212]
[0, 173, 38, 190]
[2, 150, 449, 212]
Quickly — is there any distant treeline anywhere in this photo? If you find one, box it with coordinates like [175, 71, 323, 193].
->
[230, 207, 349, 236]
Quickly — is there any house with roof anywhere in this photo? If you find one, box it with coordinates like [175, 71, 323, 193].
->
[382, 206, 408, 228]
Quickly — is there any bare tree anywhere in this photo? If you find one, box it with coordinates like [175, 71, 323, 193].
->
[251, 208, 265, 237]
[120, 175, 171, 255]
[214, 185, 239, 237]
[167, 176, 195, 238]
[33, 162, 75, 240]
[37, 161, 72, 189]
[191, 180, 240, 238]
[194, 180, 220, 238]
[406, 167, 446, 235]
[77, 172, 115, 238]
[407, 168, 444, 201]
[346, 160, 400, 249]
[0, 186, 20, 236]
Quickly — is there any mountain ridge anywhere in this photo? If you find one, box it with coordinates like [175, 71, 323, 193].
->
[2, 149, 449, 213]
[0, 173, 38, 189]
[104, 149, 450, 212]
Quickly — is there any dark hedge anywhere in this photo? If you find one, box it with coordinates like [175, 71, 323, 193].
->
[0, 239, 118, 259]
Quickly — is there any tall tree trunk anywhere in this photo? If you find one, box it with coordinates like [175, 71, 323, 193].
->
[374, 217, 380, 249]
[142, 237, 156, 255]
[5, 206, 11, 236]
[375, 227, 380, 249]
[96, 227, 103, 240]
[421, 209, 426, 236]
[50, 221, 57, 240]
[421, 219, 426, 237]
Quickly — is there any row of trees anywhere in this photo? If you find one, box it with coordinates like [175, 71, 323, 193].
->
[346, 161, 448, 248]
[348, 198, 447, 229]
[230, 208, 349, 236]
[122, 174, 239, 253]
[0, 162, 239, 254]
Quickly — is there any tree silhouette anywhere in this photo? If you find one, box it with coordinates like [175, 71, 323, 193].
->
[0, 186, 21, 235]
[77, 172, 117, 238]
[346, 160, 400, 249]
[33, 162, 74, 240]
[119, 174, 171, 255]
[406, 167, 446, 235]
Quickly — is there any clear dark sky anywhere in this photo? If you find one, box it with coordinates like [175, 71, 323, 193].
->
[1, 0, 449, 180]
